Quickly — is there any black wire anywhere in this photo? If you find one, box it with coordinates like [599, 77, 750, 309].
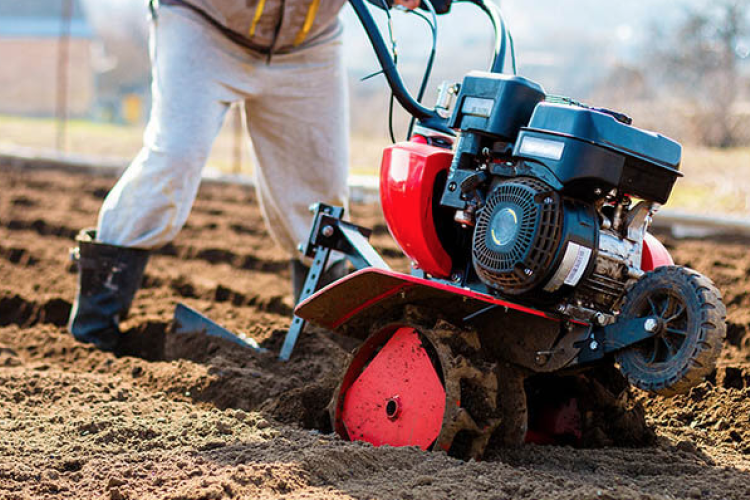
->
[380, 0, 437, 143]
[387, 47, 399, 143]
[406, 1, 438, 139]
[378, 0, 400, 143]
[457, 0, 515, 74]
[489, 1, 517, 74]
[508, 26, 517, 74]
[409, 7, 437, 103]
[388, 90, 397, 144]
[376, 0, 510, 141]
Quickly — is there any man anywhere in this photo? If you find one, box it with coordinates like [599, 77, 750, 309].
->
[67, 0, 425, 352]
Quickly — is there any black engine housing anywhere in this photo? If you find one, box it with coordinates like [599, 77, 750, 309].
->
[473, 177, 598, 296]
[437, 72, 685, 315]
[514, 103, 683, 204]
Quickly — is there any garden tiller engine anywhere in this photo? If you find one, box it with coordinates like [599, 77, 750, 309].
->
[285, 0, 727, 458]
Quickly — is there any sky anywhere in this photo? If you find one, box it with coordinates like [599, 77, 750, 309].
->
[338, 0, 701, 95]
[81, 0, 700, 60]
[79, 0, 705, 97]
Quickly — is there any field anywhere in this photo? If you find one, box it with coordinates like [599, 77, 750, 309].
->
[3, 113, 750, 217]
[0, 162, 749, 500]
[0, 114, 387, 178]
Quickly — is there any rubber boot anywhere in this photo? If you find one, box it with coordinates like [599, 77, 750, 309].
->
[68, 229, 150, 352]
[291, 259, 348, 304]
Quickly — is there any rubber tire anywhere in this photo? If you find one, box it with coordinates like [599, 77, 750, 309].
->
[615, 266, 726, 397]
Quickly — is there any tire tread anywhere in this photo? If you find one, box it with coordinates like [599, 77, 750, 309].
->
[616, 266, 726, 397]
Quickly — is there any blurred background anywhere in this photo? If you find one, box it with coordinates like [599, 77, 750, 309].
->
[1, 0, 749, 216]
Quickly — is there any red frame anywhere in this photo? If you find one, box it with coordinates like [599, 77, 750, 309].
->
[380, 141, 454, 278]
[294, 268, 586, 331]
[295, 235, 674, 333]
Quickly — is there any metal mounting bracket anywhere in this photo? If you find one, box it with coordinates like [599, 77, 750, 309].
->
[279, 203, 390, 361]
[575, 316, 659, 364]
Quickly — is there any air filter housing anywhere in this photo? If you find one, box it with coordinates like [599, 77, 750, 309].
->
[472, 178, 563, 295]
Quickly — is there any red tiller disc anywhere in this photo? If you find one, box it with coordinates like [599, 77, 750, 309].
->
[341, 327, 446, 450]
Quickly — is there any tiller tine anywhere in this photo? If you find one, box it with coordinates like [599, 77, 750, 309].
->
[172, 303, 266, 352]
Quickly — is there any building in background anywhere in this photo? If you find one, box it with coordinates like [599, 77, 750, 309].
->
[80, 0, 151, 124]
[0, 0, 95, 117]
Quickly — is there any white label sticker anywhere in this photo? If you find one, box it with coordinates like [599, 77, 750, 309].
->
[462, 97, 495, 118]
[518, 136, 566, 161]
[564, 243, 593, 286]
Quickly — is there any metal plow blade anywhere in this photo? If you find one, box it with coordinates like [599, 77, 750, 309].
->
[171, 303, 266, 352]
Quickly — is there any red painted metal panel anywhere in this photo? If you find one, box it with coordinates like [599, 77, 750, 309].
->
[294, 268, 575, 332]
[341, 327, 446, 449]
[642, 232, 674, 271]
[380, 141, 454, 278]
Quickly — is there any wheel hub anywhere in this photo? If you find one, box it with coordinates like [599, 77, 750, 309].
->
[385, 396, 401, 420]
[636, 290, 690, 365]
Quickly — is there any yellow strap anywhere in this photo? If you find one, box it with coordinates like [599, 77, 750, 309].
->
[293, 0, 321, 46]
[249, 0, 266, 37]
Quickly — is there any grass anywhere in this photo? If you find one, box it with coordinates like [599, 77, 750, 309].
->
[0, 114, 144, 158]
[2, 114, 749, 216]
[0, 114, 386, 177]
[674, 146, 750, 215]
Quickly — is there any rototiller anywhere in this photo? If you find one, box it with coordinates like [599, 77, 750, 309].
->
[175, 0, 727, 459]
[285, 0, 727, 458]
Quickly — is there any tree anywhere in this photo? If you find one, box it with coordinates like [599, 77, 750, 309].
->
[652, 0, 750, 147]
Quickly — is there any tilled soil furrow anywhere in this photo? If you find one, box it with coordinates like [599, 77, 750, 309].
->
[1, 218, 79, 240]
[0, 292, 71, 328]
[160, 273, 292, 316]
[2, 162, 750, 500]
[0, 244, 40, 267]
[155, 245, 289, 274]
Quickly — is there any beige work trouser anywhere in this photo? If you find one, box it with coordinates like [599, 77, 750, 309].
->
[98, 5, 350, 258]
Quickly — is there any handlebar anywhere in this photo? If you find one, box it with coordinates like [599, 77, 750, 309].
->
[349, 0, 439, 122]
[348, 0, 512, 130]
[468, 0, 512, 74]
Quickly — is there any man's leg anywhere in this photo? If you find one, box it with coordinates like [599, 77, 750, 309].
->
[244, 37, 350, 261]
[98, 8, 239, 248]
[70, 7, 242, 350]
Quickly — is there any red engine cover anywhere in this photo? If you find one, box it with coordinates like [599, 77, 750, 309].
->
[380, 141, 454, 278]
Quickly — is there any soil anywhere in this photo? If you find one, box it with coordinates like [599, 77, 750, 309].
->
[0, 162, 748, 500]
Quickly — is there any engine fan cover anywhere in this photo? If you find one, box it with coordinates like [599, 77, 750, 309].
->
[473, 178, 563, 295]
